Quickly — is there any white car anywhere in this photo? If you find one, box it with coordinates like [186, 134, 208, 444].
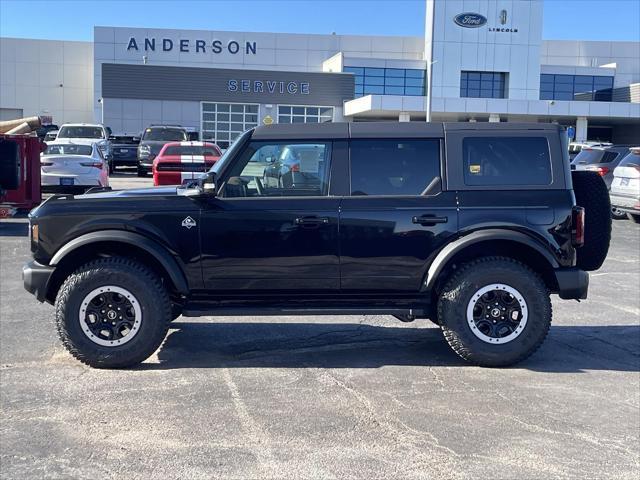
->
[41, 142, 109, 194]
[44, 130, 58, 142]
[56, 123, 113, 171]
[610, 147, 640, 223]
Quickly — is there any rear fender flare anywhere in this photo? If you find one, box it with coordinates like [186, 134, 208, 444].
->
[422, 229, 560, 292]
[50, 230, 189, 295]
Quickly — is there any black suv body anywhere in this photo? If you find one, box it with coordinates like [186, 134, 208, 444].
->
[24, 122, 610, 369]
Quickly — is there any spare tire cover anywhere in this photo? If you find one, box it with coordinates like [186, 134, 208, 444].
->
[572, 171, 611, 271]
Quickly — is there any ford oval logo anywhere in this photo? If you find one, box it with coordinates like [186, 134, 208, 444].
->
[454, 12, 487, 28]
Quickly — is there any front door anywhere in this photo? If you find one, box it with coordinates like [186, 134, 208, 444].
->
[339, 138, 458, 292]
[200, 139, 340, 292]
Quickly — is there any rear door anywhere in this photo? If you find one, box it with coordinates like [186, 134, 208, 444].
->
[339, 135, 458, 292]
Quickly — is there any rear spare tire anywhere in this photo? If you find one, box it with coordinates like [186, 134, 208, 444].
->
[572, 171, 611, 271]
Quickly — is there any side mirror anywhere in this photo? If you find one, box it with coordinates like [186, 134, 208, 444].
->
[132, 136, 141, 143]
[202, 171, 217, 196]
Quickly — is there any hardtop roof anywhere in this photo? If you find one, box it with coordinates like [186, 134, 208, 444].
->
[251, 121, 564, 140]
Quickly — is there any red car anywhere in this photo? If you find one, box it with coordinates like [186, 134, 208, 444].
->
[152, 141, 222, 186]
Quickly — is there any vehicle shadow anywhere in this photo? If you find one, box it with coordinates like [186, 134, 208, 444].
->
[0, 220, 29, 236]
[139, 322, 640, 373]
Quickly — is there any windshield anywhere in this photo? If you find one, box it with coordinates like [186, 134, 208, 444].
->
[142, 128, 187, 141]
[58, 126, 104, 139]
[45, 144, 93, 156]
[164, 145, 221, 156]
[210, 130, 253, 175]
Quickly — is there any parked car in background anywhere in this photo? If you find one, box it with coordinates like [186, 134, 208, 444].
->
[56, 123, 113, 172]
[36, 124, 59, 141]
[109, 135, 140, 170]
[152, 141, 221, 186]
[572, 145, 634, 219]
[569, 141, 612, 160]
[610, 147, 640, 223]
[43, 130, 58, 142]
[137, 125, 188, 176]
[40, 142, 109, 194]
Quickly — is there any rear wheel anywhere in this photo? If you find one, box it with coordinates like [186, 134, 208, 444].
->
[55, 257, 171, 368]
[437, 257, 551, 367]
[611, 207, 627, 220]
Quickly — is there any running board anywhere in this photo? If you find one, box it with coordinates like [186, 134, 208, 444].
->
[181, 305, 431, 318]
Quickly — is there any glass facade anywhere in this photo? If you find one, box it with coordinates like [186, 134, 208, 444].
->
[278, 106, 334, 123]
[460, 71, 507, 99]
[344, 67, 425, 97]
[201, 102, 259, 150]
[540, 74, 614, 101]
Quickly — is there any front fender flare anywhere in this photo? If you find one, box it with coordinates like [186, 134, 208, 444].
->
[423, 229, 560, 291]
[50, 230, 189, 295]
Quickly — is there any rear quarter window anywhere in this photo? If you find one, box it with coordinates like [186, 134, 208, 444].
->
[463, 137, 552, 186]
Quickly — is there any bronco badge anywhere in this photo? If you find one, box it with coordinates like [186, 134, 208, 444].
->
[181, 216, 197, 229]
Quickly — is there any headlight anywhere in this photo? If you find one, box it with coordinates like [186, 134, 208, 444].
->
[139, 145, 150, 154]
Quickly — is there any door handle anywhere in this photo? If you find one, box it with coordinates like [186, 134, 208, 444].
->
[294, 216, 330, 227]
[412, 215, 448, 226]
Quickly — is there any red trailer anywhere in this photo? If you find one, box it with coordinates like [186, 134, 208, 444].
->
[0, 134, 44, 217]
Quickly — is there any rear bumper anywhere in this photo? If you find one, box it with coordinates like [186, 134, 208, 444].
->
[23, 260, 55, 303]
[610, 193, 640, 213]
[555, 267, 589, 300]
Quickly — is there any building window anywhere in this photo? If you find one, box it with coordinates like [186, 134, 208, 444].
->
[278, 106, 333, 123]
[344, 67, 425, 97]
[460, 71, 507, 99]
[201, 102, 259, 150]
[540, 74, 613, 102]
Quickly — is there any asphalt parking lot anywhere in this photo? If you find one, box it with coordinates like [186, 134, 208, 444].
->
[1, 170, 639, 479]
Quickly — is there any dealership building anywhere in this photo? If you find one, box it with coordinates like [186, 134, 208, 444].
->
[1, 0, 638, 146]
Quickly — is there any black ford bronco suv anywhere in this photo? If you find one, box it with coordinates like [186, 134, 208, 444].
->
[23, 122, 611, 368]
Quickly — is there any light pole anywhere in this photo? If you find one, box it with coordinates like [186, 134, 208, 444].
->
[426, 60, 437, 123]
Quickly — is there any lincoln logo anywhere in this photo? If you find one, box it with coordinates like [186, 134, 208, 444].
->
[500, 9, 508, 25]
[453, 13, 488, 28]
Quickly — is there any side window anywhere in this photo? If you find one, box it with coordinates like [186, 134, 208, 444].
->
[349, 139, 440, 196]
[222, 142, 332, 197]
[463, 137, 552, 186]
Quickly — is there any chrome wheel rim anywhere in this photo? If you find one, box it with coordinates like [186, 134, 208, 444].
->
[78, 286, 142, 347]
[466, 283, 528, 344]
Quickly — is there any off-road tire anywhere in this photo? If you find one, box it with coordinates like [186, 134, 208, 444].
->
[437, 257, 552, 367]
[628, 213, 640, 224]
[572, 170, 611, 271]
[55, 257, 171, 368]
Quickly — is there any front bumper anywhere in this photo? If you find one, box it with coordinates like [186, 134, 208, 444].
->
[23, 260, 55, 303]
[555, 267, 589, 300]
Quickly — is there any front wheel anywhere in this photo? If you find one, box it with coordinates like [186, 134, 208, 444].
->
[437, 257, 551, 367]
[55, 257, 171, 368]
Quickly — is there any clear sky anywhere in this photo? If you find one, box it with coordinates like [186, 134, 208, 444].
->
[1, 0, 639, 42]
